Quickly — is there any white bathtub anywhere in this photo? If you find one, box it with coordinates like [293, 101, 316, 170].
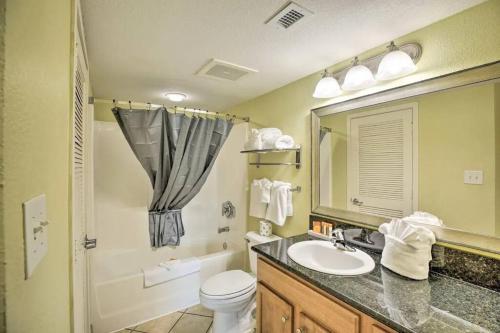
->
[90, 240, 244, 333]
[91, 121, 248, 333]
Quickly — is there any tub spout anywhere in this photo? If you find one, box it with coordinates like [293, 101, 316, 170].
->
[218, 226, 230, 233]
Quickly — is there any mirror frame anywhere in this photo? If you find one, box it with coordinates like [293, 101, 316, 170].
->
[311, 61, 500, 255]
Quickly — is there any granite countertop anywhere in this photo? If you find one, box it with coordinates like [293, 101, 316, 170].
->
[252, 234, 500, 333]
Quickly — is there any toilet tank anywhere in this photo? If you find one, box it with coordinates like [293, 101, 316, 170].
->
[246, 231, 281, 275]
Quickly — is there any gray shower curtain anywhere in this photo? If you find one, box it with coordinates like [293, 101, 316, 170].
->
[112, 107, 233, 247]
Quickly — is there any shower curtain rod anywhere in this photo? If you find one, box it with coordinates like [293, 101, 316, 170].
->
[100, 98, 250, 122]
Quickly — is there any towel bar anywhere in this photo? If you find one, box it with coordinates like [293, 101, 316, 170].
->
[241, 146, 301, 169]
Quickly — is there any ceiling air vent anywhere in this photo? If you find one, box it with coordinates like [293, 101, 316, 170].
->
[196, 59, 258, 81]
[266, 1, 313, 30]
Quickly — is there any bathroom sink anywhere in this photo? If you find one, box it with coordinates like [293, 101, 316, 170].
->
[287, 240, 375, 276]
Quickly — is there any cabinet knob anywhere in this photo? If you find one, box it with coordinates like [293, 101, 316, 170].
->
[281, 315, 289, 323]
[296, 328, 306, 333]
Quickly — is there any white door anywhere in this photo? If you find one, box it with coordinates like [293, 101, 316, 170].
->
[347, 103, 417, 218]
[72, 15, 93, 333]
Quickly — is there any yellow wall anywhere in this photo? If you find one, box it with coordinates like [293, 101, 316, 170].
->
[3, 0, 73, 332]
[495, 83, 500, 236]
[94, 99, 117, 122]
[227, 0, 500, 237]
[320, 84, 497, 236]
[319, 113, 348, 210]
[0, 0, 6, 330]
[419, 84, 495, 235]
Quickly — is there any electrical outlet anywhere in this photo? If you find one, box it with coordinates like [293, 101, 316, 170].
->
[464, 170, 483, 185]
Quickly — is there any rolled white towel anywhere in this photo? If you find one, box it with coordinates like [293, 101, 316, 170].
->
[260, 128, 282, 149]
[244, 128, 262, 150]
[402, 211, 443, 227]
[379, 219, 435, 280]
[275, 135, 295, 149]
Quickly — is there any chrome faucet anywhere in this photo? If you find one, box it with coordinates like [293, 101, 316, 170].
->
[330, 228, 355, 252]
[353, 228, 375, 245]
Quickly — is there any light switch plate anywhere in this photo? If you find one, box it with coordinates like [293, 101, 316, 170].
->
[22, 194, 48, 279]
[464, 170, 483, 185]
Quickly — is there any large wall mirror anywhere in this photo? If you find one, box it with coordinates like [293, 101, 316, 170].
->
[312, 62, 500, 254]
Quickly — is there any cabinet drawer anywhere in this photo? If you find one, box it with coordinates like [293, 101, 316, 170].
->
[258, 259, 360, 333]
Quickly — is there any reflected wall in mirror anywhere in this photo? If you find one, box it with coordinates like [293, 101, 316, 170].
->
[318, 81, 500, 238]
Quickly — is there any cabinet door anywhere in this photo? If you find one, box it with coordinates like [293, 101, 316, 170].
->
[297, 312, 332, 333]
[258, 283, 293, 333]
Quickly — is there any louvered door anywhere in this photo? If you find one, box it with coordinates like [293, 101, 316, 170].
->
[347, 104, 417, 218]
[72, 17, 91, 333]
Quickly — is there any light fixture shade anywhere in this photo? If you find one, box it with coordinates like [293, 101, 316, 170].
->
[376, 50, 416, 81]
[164, 92, 187, 102]
[313, 75, 341, 98]
[342, 64, 375, 91]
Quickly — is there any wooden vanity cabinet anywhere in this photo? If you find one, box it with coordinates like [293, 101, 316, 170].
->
[256, 257, 396, 333]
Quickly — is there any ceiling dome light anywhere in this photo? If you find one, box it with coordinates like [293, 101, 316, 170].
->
[341, 57, 375, 91]
[313, 70, 341, 98]
[164, 92, 187, 102]
[376, 42, 416, 81]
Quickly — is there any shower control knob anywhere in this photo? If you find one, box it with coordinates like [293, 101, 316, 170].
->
[281, 315, 289, 323]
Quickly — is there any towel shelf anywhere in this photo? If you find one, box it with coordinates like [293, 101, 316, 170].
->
[240, 146, 301, 169]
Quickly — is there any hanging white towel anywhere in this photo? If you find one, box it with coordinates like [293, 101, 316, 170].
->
[265, 181, 292, 226]
[286, 187, 293, 217]
[379, 219, 436, 280]
[249, 178, 272, 218]
[143, 257, 201, 288]
[274, 135, 295, 149]
[402, 211, 444, 227]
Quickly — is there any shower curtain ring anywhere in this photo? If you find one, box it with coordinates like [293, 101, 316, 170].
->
[147, 102, 151, 111]
[128, 101, 132, 110]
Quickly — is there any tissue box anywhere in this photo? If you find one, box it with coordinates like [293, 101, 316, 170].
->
[259, 221, 272, 237]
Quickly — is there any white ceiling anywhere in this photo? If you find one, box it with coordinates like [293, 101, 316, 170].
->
[82, 0, 484, 111]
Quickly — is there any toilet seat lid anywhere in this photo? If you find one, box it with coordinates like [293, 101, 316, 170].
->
[201, 270, 256, 297]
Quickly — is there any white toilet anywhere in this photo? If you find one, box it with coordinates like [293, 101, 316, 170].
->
[200, 231, 281, 333]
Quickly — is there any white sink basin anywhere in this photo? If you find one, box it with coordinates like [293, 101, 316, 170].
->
[287, 240, 375, 276]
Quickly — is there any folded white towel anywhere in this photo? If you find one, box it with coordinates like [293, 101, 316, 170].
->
[379, 219, 435, 280]
[265, 181, 292, 226]
[249, 178, 272, 218]
[159, 259, 180, 269]
[274, 135, 295, 149]
[260, 128, 282, 149]
[402, 211, 443, 227]
[244, 128, 262, 150]
[143, 257, 201, 287]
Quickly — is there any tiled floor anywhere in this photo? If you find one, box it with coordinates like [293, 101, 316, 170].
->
[119, 304, 213, 333]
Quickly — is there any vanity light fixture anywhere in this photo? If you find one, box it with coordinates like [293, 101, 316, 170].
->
[164, 92, 187, 102]
[341, 57, 376, 91]
[312, 42, 421, 99]
[312, 70, 341, 98]
[376, 41, 417, 81]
